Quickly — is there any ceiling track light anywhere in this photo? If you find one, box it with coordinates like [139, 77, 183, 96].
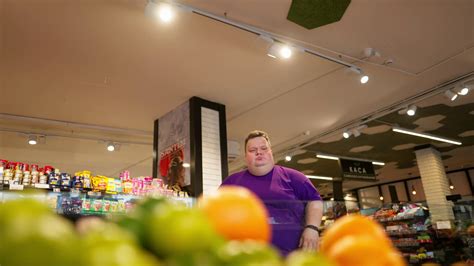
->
[349, 66, 369, 84]
[342, 130, 351, 139]
[444, 89, 458, 101]
[406, 105, 417, 116]
[343, 124, 367, 138]
[457, 84, 470, 96]
[267, 42, 294, 59]
[392, 126, 462, 145]
[146, 0, 364, 74]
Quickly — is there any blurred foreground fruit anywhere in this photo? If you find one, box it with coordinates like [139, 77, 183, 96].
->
[320, 214, 390, 253]
[320, 214, 406, 266]
[81, 221, 160, 266]
[198, 186, 270, 242]
[216, 240, 282, 266]
[0, 199, 80, 266]
[144, 202, 223, 258]
[116, 197, 168, 248]
[285, 250, 335, 266]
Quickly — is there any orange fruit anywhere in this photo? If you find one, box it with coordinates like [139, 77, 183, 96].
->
[327, 235, 393, 266]
[385, 250, 407, 266]
[320, 214, 391, 253]
[198, 186, 270, 242]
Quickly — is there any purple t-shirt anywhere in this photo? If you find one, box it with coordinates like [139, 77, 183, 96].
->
[221, 165, 321, 256]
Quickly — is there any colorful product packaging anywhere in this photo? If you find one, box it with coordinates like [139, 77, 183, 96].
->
[106, 177, 116, 194]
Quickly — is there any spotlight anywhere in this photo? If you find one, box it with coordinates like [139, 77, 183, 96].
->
[285, 155, 292, 162]
[406, 105, 417, 116]
[449, 179, 454, 190]
[343, 130, 351, 139]
[360, 75, 369, 84]
[28, 135, 38, 145]
[348, 66, 369, 84]
[267, 43, 293, 59]
[444, 90, 458, 101]
[458, 85, 470, 96]
[145, 1, 174, 23]
[158, 3, 174, 23]
[107, 142, 116, 152]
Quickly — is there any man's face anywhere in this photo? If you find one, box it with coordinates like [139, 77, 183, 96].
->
[245, 136, 274, 169]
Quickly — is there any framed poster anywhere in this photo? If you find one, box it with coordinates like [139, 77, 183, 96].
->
[154, 102, 191, 195]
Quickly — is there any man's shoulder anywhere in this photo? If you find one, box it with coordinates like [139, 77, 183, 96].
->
[275, 165, 305, 178]
[223, 169, 247, 184]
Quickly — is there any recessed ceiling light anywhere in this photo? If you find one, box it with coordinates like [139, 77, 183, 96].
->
[28, 135, 38, 145]
[107, 142, 116, 152]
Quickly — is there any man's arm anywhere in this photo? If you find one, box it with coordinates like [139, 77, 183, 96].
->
[299, 200, 324, 251]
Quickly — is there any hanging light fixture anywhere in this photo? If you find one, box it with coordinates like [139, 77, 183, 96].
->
[284, 155, 292, 162]
[449, 179, 454, 190]
[411, 185, 417, 195]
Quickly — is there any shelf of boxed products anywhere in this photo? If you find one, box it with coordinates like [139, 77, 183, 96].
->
[0, 159, 194, 217]
[372, 203, 437, 265]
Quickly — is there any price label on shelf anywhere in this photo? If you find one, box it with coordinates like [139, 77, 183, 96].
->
[436, 221, 451, 229]
[9, 184, 24, 190]
[35, 183, 50, 189]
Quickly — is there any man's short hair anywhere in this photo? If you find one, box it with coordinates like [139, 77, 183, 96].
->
[244, 130, 271, 151]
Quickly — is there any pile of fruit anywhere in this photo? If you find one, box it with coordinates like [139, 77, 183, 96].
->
[1, 186, 408, 266]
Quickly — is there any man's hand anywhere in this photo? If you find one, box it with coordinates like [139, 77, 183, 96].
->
[299, 227, 320, 251]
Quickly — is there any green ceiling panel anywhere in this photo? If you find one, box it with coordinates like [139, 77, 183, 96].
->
[287, 0, 351, 29]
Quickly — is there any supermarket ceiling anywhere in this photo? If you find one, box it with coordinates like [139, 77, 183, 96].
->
[1, 0, 473, 191]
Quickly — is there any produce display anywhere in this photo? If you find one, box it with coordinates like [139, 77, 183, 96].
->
[0, 185, 407, 266]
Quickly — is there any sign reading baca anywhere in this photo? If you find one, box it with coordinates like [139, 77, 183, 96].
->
[339, 159, 376, 180]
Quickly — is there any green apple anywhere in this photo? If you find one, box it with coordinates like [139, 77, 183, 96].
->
[144, 203, 222, 258]
[216, 240, 283, 266]
[0, 199, 81, 266]
[285, 250, 335, 266]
